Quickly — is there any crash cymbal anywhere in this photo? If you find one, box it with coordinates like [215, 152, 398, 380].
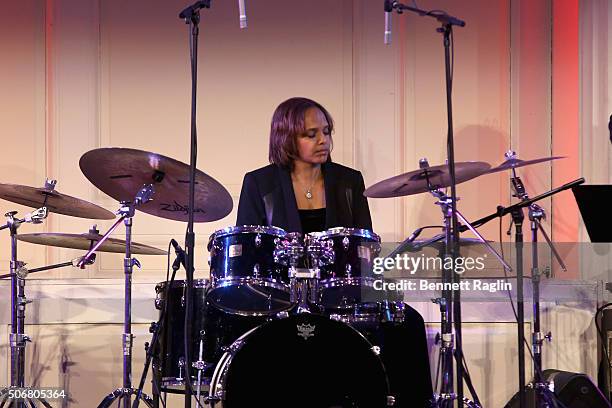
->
[364, 161, 491, 198]
[486, 156, 565, 174]
[79, 148, 233, 222]
[17, 232, 167, 255]
[0, 181, 114, 220]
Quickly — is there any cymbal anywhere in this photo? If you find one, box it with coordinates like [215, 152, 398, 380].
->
[79, 148, 233, 222]
[486, 156, 565, 174]
[364, 161, 491, 198]
[0, 182, 114, 220]
[17, 232, 167, 255]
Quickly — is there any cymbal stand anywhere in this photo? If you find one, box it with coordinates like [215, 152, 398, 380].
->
[83, 185, 155, 408]
[0, 207, 50, 408]
[416, 161, 510, 408]
[418, 176, 584, 407]
[508, 155, 567, 407]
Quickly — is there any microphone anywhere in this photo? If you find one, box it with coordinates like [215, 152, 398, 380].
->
[238, 0, 247, 29]
[170, 239, 187, 271]
[384, 0, 393, 45]
[179, 0, 210, 20]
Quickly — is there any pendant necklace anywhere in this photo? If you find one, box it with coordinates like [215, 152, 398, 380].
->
[301, 168, 320, 200]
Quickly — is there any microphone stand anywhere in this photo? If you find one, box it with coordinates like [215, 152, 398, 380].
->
[387, 3, 466, 405]
[178, 2, 210, 407]
[132, 248, 183, 408]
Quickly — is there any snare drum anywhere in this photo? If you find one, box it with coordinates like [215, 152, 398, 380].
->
[209, 313, 395, 407]
[208, 225, 291, 316]
[309, 227, 381, 309]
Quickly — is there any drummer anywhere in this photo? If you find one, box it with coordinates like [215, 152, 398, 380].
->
[236, 97, 372, 233]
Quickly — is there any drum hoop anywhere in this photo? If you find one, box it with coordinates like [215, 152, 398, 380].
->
[208, 225, 287, 245]
[320, 277, 375, 288]
[161, 377, 211, 388]
[209, 325, 260, 402]
[310, 227, 380, 241]
[210, 276, 290, 293]
[155, 278, 210, 292]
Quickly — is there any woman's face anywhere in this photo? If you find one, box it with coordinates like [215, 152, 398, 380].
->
[295, 107, 331, 166]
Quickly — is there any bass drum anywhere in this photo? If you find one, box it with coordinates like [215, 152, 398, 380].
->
[209, 313, 395, 408]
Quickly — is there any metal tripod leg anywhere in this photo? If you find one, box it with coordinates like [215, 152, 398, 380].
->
[97, 388, 154, 408]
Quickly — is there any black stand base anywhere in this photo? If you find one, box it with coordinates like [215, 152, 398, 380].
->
[97, 387, 154, 408]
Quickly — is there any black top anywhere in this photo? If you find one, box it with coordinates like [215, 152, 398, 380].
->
[298, 208, 327, 234]
[236, 162, 372, 233]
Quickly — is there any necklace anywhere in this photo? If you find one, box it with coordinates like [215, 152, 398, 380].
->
[296, 167, 320, 200]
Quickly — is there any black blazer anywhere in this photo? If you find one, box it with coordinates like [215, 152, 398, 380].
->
[236, 162, 372, 233]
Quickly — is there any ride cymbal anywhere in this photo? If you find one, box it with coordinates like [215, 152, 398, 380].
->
[79, 148, 233, 222]
[364, 161, 491, 198]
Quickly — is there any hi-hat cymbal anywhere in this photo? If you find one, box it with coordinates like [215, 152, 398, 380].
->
[486, 156, 565, 174]
[364, 161, 491, 198]
[0, 182, 114, 220]
[17, 232, 167, 255]
[79, 148, 233, 222]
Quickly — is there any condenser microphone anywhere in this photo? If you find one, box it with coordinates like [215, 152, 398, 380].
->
[238, 0, 247, 28]
[384, 0, 393, 45]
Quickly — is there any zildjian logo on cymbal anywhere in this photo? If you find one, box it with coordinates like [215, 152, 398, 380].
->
[296, 324, 315, 340]
[159, 201, 206, 215]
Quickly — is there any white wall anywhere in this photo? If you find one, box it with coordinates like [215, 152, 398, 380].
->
[0, 0, 608, 406]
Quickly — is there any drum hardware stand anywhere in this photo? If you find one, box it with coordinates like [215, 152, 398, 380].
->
[0, 207, 53, 408]
[402, 176, 584, 408]
[80, 185, 155, 408]
[506, 154, 567, 408]
[385, 2, 466, 401]
[178, 2, 212, 407]
[406, 159, 509, 407]
[135, 244, 180, 408]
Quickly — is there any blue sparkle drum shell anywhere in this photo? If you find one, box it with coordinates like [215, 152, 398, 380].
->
[310, 227, 382, 309]
[207, 225, 292, 316]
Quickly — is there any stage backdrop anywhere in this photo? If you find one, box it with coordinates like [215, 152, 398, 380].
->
[0, 0, 609, 407]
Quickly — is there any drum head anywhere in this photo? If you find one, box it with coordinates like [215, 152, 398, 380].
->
[213, 313, 392, 408]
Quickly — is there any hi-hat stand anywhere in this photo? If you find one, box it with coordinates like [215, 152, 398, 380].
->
[0, 207, 51, 408]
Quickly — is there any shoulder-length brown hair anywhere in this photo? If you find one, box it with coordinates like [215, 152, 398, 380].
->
[268, 97, 334, 170]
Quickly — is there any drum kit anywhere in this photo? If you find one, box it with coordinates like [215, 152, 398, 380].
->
[0, 145, 585, 408]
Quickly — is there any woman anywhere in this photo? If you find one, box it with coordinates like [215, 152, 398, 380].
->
[235, 97, 433, 407]
[236, 97, 372, 233]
